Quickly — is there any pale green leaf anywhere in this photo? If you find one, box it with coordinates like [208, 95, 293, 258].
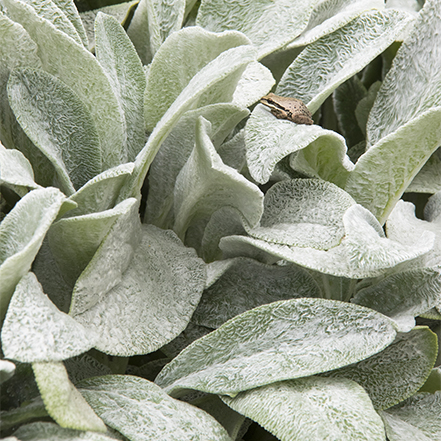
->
[247, 179, 356, 249]
[121, 43, 256, 200]
[49, 198, 138, 288]
[196, 0, 317, 59]
[355, 80, 382, 137]
[0, 359, 15, 384]
[345, 108, 441, 223]
[52, 0, 89, 47]
[145, 103, 249, 229]
[79, 375, 232, 441]
[144, 26, 251, 132]
[386, 199, 441, 268]
[407, 149, 441, 194]
[155, 297, 397, 397]
[222, 376, 386, 441]
[277, 9, 412, 114]
[173, 117, 263, 239]
[127, 0, 185, 65]
[381, 392, 441, 441]
[1, 272, 97, 363]
[245, 104, 353, 185]
[367, 0, 441, 147]
[287, 0, 386, 49]
[232, 61, 275, 108]
[32, 361, 106, 432]
[352, 267, 441, 331]
[3, 0, 125, 168]
[8, 68, 101, 194]
[13, 422, 122, 441]
[72, 224, 206, 356]
[192, 257, 321, 328]
[220, 204, 434, 278]
[0, 141, 40, 196]
[323, 327, 438, 410]
[0, 187, 68, 322]
[95, 12, 146, 162]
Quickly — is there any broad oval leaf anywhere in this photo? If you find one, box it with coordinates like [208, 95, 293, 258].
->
[245, 104, 353, 185]
[72, 224, 206, 356]
[247, 179, 356, 249]
[32, 362, 106, 432]
[79, 375, 232, 441]
[155, 297, 397, 397]
[0, 187, 68, 322]
[144, 26, 251, 132]
[3, 0, 125, 168]
[222, 376, 386, 441]
[95, 12, 146, 162]
[173, 117, 263, 240]
[8, 68, 101, 194]
[1, 272, 97, 363]
[277, 9, 413, 114]
[196, 0, 317, 59]
[323, 326, 438, 410]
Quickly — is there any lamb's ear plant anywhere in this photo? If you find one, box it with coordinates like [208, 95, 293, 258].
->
[1, 0, 440, 439]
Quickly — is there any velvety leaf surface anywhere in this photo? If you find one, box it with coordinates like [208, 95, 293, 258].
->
[122, 43, 256, 200]
[0, 187, 68, 321]
[407, 150, 441, 194]
[79, 375, 232, 441]
[247, 179, 356, 249]
[13, 422, 121, 441]
[49, 198, 138, 288]
[352, 267, 441, 331]
[245, 105, 354, 185]
[381, 392, 441, 441]
[323, 327, 438, 410]
[287, 0, 385, 49]
[222, 376, 386, 441]
[196, 0, 316, 59]
[144, 26, 250, 132]
[192, 257, 321, 328]
[173, 117, 263, 239]
[155, 298, 397, 396]
[3, 0, 125, 168]
[73, 224, 206, 356]
[0, 142, 39, 196]
[8, 68, 101, 194]
[220, 204, 434, 278]
[32, 362, 106, 432]
[127, 0, 185, 65]
[145, 103, 249, 229]
[1, 272, 97, 362]
[52, 0, 89, 47]
[95, 12, 146, 162]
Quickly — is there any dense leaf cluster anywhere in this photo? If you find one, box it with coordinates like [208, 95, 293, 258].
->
[0, 0, 440, 439]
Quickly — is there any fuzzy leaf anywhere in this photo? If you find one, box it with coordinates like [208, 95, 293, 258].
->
[277, 9, 413, 114]
[1, 273, 97, 362]
[173, 117, 263, 239]
[144, 26, 251, 132]
[247, 179, 356, 249]
[95, 12, 146, 162]
[196, 0, 317, 59]
[352, 267, 441, 331]
[8, 68, 101, 194]
[155, 297, 397, 397]
[192, 257, 321, 328]
[3, 0, 125, 168]
[0, 188, 68, 322]
[381, 392, 441, 441]
[52, 0, 89, 47]
[79, 375, 232, 441]
[323, 327, 438, 410]
[220, 204, 434, 278]
[245, 105, 354, 185]
[32, 362, 106, 432]
[222, 376, 386, 441]
[72, 224, 206, 356]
